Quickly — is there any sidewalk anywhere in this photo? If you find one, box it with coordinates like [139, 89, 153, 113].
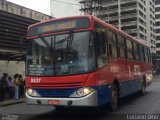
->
[154, 75, 160, 81]
[0, 98, 25, 107]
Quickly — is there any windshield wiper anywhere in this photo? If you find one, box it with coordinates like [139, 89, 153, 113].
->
[55, 30, 74, 50]
[38, 34, 50, 48]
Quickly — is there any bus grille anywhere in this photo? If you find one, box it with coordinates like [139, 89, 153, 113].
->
[31, 82, 83, 88]
[34, 88, 77, 98]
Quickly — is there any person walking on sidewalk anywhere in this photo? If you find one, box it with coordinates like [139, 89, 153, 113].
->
[0, 78, 3, 102]
[13, 74, 20, 100]
[1, 73, 8, 101]
[7, 76, 14, 98]
[19, 75, 24, 97]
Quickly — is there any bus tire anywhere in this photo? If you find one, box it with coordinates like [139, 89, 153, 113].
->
[139, 79, 146, 96]
[109, 84, 118, 111]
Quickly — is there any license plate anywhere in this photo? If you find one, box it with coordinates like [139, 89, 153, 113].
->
[48, 100, 59, 105]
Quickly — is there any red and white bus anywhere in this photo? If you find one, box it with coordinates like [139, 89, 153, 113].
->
[25, 16, 153, 110]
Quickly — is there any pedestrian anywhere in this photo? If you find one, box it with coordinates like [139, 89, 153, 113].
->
[1, 73, 8, 101]
[0, 78, 3, 102]
[13, 74, 20, 100]
[19, 75, 24, 97]
[7, 76, 14, 98]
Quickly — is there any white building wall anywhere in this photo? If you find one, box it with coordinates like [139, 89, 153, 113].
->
[146, 0, 152, 46]
[145, 0, 156, 53]
[155, 3, 160, 53]
[0, 61, 25, 79]
[50, 0, 81, 17]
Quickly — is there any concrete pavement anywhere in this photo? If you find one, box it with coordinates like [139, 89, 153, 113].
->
[0, 98, 25, 107]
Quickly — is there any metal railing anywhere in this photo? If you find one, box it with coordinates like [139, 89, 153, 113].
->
[102, 1, 118, 7]
[123, 28, 137, 34]
[121, 13, 137, 19]
[121, 5, 137, 11]
[121, 0, 137, 4]
[111, 23, 119, 27]
[108, 16, 119, 21]
[97, 8, 118, 15]
[121, 21, 137, 26]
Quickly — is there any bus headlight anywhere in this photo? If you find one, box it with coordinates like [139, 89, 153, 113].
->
[146, 74, 153, 82]
[70, 87, 95, 97]
[26, 88, 40, 97]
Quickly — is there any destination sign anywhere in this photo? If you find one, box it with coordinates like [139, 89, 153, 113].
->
[41, 21, 76, 33]
[27, 18, 90, 37]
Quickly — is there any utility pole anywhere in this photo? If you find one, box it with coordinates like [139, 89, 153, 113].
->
[118, 0, 121, 30]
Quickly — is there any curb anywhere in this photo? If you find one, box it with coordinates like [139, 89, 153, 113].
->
[0, 98, 25, 107]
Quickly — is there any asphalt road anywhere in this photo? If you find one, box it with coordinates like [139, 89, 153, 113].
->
[0, 78, 160, 120]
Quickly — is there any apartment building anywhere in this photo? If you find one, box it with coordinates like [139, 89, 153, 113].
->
[155, 0, 160, 54]
[80, 0, 156, 53]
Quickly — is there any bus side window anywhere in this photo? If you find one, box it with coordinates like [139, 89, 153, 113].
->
[117, 35, 125, 58]
[147, 48, 151, 63]
[144, 47, 149, 62]
[133, 43, 140, 61]
[108, 31, 118, 58]
[148, 48, 152, 63]
[139, 45, 145, 61]
[95, 25, 108, 68]
[126, 39, 133, 59]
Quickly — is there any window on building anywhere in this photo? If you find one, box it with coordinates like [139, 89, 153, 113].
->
[156, 36, 160, 40]
[156, 21, 160, 26]
[155, 0, 160, 5]
[155, 7, 160, 12]
[156, 43, 160, 48]
[156, 29, 160, 33]
[155, 14, 160, 19]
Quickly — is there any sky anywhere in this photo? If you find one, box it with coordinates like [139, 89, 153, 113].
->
[7, 0, 50, 15]
[50, 0, 81, 17]
[6, 0, 81, 17]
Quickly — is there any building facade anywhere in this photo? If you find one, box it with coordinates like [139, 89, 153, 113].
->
[155, 0, 160, 54]
[80, 0, 156, 53]
[0, 0, 51, 77]
[0, 0, 51, 21]
[50, 0, 81, 17]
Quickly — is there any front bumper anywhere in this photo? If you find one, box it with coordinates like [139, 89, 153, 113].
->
[26, 91, 98, 106]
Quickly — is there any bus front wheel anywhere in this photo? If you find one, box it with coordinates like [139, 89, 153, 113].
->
[109, 84, 118, 111]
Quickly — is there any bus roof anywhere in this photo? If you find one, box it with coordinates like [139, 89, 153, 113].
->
[28, 15, 150, 48]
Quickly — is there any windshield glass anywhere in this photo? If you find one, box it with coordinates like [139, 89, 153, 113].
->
[26, 31, 95, 76]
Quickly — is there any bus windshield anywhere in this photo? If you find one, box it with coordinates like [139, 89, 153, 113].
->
[26, 31, 95, 76]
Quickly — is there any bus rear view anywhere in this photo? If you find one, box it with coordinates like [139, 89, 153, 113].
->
[25, 16, 98, 107]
